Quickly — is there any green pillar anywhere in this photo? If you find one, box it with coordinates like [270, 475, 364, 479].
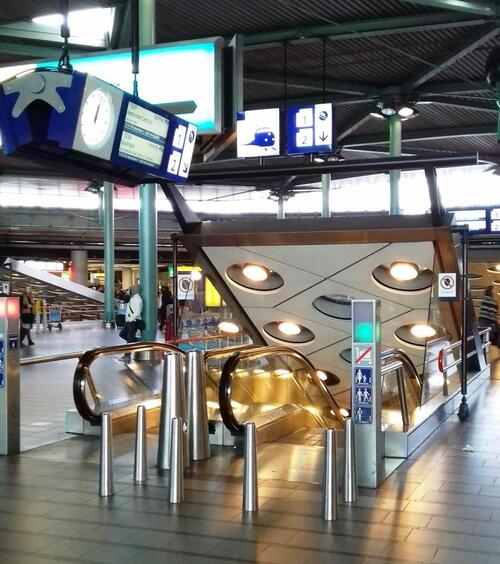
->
[103, 181, 115, 327]
[277, 195, 285, 219]
[321, 174, 330, 218]
[138, 0, 157, 341]
[389, 114, 402, 215]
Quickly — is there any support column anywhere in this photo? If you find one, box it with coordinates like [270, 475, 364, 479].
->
[70, 250, 88, 286]
[121, 267, 133, 290]
[138, 0, 158, 342]
[277, 195, 285, 219]
[321, 174, 330, 218]
[103, 181, 115, 327]
[389, 114, 402, 215]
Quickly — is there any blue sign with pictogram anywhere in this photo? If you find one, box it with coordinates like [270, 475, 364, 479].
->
[355, 406, 372, 424]
[286, 103, 335, 155]
[354, 367, 372, 385]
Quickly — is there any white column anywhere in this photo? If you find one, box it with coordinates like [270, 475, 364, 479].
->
[70, 250, 88, 286]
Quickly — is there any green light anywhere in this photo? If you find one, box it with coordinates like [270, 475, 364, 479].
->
[355, 322, 373, 343]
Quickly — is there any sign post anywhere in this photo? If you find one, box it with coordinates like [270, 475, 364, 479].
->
[351, 299, 383, 488]
[0, 297, 20, 454]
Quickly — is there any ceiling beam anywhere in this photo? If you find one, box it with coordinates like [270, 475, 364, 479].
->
[338, 111, 373, 142]
[343, 124, 496, 146]
[397, 0, 498, 16]
[404, 24, 499, 89]
[245, 95, 373, 109]
[417, 81, 490, 94]
[245, 71, 379, 96]
[420, 96, 497, 112]
[243, 13, 488, 49]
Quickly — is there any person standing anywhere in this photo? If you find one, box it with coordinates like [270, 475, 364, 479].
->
[120, 285, 144, 362]
[478, 285, 499, 347]
[20, 286, 35, 347]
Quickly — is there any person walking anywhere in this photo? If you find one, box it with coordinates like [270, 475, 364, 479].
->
[478, 285, 499, 347]
[119, 285, 144, 363]
[20, 286, 35, 347]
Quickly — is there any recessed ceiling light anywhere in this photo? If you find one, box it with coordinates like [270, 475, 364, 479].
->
[340, 408, 350, 418]
[317, 370, 328, 381]
[218, 320, 240, 334]
[190, 270, 202, 281]
[496, 264, 500, 271]
[278, 321, 301, 335]
[370, 111, 385, 119]
[242, 264, 268, 282]
[398, 106, 414, 118]
[389, 262, 419, 281]
[381, 106, 396, 116]
[410, 324, 436, 339]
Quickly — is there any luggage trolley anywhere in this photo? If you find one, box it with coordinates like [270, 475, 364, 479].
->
[48, 304, 62, 331]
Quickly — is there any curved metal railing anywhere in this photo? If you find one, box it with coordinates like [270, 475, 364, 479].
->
[381, 348, 422, 402]
[218, 345, 345, 435]
[73, 341, 185, 425]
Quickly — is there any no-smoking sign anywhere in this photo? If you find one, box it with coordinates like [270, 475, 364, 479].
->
[438, 273, 457, 299]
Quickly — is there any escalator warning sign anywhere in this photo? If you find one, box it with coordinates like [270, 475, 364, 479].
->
[355, 406, 372, 424]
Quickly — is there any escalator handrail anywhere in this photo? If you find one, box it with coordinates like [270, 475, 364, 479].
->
[381, 348, 422, 403]
[218, 345, 345, 434]
[204, 343, 259, 361]
[73, 341, 185, 425]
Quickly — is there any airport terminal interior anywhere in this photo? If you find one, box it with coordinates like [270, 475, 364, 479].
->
[0, 1, 500, 563]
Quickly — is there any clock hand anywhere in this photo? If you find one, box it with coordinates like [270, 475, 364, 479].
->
[94, 98, 102, 124]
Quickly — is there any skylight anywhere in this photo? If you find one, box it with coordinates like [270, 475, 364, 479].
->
[32, 7, 115, 41]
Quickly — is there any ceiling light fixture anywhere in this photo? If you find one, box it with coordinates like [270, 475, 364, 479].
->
[410, 324, 436, 339]
[389, 261, 419, 281]
[398, 106, 415, 118]
[278, 321, 301, 336]
[190, 270, 202, 281]
[242, 264, 268, 282]
[218, 320, 240, 334]
[317, 370, 328, 381]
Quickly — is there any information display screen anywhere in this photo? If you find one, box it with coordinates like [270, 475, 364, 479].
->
[118, 102, 169, 168]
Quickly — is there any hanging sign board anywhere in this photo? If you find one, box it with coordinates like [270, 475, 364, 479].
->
[177, 274, 195, 300]
[286, 103, 335, 155]
[0, 37, 223, 134]
[236, 108, 281, 158]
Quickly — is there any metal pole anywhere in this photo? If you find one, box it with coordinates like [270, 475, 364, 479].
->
[458, 228, 470, 421]
[134, 405, 148, 483]
[395, 367, 409, 429]
[172, 234, 179, 341]
[343, 418, 357, 503]
[157, 353, 189, 470]
[138, 0, 158, 342]
[99, 412, 114, 497]
[322, 428, 338, 521]
[321, 174, 330, 218]
[242, 422, 258, 512]
[168, 417, 184, 503]
[389, 114, 402, 215]
[186, 350, 211, 461]
[103, 181, 115, 328]
[277, 195, 285, 220]
[442, 352, 449, 396]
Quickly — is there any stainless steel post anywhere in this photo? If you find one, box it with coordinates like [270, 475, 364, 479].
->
[321, 174, 330, 218]
[389, 114, 402, 215]
[103, 181, 115, 328]
[168, 417, 184, 503]
[458, 227, 470, 421]
[442, 353, 449, 396]
[322, 428, 338, 521]
[134, 405, 148, 483]
[343, 418, 357, 503]
[157, 353, 189, 470]
[395, 367, 409, 429]
[99, 412, 114, 497]
[187, 350, 210, 461]
[172, 234, 179, 341]
[243, 422, 258, 512]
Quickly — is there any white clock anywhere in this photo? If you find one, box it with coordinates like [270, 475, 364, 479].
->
[80, 88, 114, 149]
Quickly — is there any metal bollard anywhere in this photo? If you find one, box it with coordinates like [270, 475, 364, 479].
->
[134, 405, 148, 483]
[99, 412, 114, 497]
[343, 417, 357, 504]
[242, 422, 258, 512]
[186, 350, 210, 461]
[168, 417, 184, 503]
[157, 353, 189, 470]
[322, 428, 338, 521]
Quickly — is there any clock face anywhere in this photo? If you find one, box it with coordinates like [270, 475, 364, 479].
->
[80, 88, 114, 149]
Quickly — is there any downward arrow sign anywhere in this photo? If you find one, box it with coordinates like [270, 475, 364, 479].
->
[183, 163, 189, 173]
[319, 132, 329, 142]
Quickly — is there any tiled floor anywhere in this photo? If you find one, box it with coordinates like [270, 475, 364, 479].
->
[2, 352, 500, 562]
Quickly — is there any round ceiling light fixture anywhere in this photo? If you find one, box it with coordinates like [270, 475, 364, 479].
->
[313, 294, 352, 320]
[263, 321, 315, 344]
[190, 270, 202, 281]
[410, 324, 436, 339]
[317, 370, 328, 381]
[278, 321, 301, 336]
[486, 264, 500, 273]
[242, 264, 268, 282]
[389, 261, 419, 281]
[398, 106, 415, 118]
[218, 320, 240, 334]
[226, 263, 283, 292]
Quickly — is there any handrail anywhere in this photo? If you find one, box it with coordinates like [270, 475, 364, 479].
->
[204, 344, 259, 361]
[381, 360, 409, 429]
[167, 332, 245, 345]
[20, 350, 84, 366]
[440, 328, 489, 355]
[438, 327, 491, 375]
[381, 348, 422, 402]
[218, 345, 345, 434]
[73, 341, 185, 425]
